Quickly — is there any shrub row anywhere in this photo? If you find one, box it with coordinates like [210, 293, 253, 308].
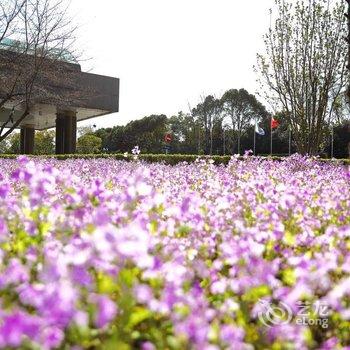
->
[0, 153, 349, 165]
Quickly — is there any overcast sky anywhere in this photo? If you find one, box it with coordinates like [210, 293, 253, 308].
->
[71, 0, 275, 128]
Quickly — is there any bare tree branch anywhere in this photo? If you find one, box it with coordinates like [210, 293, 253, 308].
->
[256, 0, 349, 155]
[0, 0, 83, 142]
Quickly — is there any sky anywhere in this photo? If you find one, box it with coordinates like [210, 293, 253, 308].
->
[71, 0, 275, 128]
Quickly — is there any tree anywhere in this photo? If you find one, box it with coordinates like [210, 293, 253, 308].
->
[192, 95, 221, 155]
[107, 126, 127, 152]
[123, 115, 168, 153]
[221, 89, 268, 154]
[0, 0, 79, 142]
[168, 112, 198, 154]
[77, 134, 102, 154]
[0, 139, 8, 153]
[94, 127, 112, 152]
[333, 92, 350, 123]
[0, 129, 55, 154]
[347, 0, 350, 103]
[87, 115, 168, 154]
[346, 0, 350, 157]
[2, 132, 20, 153]
[328, 119, 350, 158]
[256, 0, 348, 155]
[78, 126, 96, 137]
[34, 130, 55, 155]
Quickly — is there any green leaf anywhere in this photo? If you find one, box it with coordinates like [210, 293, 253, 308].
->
[127, 307, 152, 328]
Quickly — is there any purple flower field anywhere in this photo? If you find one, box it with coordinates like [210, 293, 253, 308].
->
[0, 155, 349, 349]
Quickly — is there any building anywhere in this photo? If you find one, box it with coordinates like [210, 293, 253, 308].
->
[0, 41, 119, 154]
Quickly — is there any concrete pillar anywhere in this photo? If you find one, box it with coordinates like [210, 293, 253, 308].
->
[64, 112, 77, 154]
[71, 114, 77, 153]
[55, 115, 65, 154]
[20, 126, 35, 154]
[56, 111, 77, 154]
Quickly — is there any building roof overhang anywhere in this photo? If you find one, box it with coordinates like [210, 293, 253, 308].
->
[0, 49, 119, 129]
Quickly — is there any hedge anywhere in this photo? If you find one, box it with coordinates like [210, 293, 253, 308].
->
[0, 153, 349, 165]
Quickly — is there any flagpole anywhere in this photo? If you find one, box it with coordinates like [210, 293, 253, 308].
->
[223, 128, 226, 155]
[288, 127, 291, 156]
[254, 121, 256, 156]
[270, 117, 273, 156]
[331, 126, 334, 159]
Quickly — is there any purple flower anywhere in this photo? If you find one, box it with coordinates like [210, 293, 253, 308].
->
[41, 327, 64, 349]
[0, 217, 7, 238]
[0, 155, 348, 348]
[134, 284, 153, 304]
[92, 295, 117, 328]
[141, 341, 156, 350]
[220, 324, 245, 345]
[0, 311, 40, 347]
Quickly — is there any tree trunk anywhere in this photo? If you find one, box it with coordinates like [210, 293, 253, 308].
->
[237, 132, 241, 155]
[347, 0, 350, 157]
[348, 0, 350, 103]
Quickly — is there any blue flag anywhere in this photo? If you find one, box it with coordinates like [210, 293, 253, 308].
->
[255, 123, 265, 136]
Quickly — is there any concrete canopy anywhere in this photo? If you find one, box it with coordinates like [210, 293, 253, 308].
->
[0, 47, 119, 154]
[0, 49, 119, 130]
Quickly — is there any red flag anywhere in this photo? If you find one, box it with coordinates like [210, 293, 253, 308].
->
[271, 116, 279, 129]
[164, 133, 172, 143]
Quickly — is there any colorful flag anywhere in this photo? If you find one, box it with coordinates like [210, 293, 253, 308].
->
[271, 117, 279, 129]
[255, 122, 265, 136]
